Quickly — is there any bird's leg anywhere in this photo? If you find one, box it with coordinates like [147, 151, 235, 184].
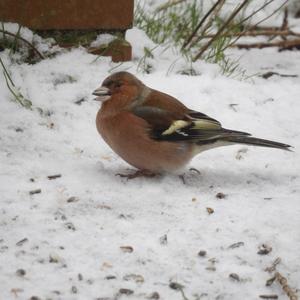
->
[116, 169, 157, 180]
[179, 174, 186, 185]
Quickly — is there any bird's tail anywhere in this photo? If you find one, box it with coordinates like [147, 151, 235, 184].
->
[222, 136, 292, 151]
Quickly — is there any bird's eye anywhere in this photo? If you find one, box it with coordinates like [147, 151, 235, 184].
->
[115, 81, 122, 88]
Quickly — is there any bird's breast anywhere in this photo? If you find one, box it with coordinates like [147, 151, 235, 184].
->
[96, 109, 194, 172]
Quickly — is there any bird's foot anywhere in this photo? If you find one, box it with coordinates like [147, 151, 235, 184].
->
[189, 167, 201, 175]
[116, 169, 157, 180]
[179, 167, 201, 184]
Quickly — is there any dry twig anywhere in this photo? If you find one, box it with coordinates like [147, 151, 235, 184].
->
[155, 0, 186, 12]
[0, 29, 44, 59]
[201, 30, 300, 39]
[193, 0, 249, 61]
[182, 0, 225, 50]
[233, 38, 300, 50]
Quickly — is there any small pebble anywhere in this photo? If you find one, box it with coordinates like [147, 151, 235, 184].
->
[29, 297, 41, 300]
[78, 273, 83, 281]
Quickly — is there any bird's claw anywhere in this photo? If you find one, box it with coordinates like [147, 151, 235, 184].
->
[116, 170, 157, 180]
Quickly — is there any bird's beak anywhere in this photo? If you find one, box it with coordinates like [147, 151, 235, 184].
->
[92, 86, 111, 102]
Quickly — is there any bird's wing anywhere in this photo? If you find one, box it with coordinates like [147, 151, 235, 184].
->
[132, 106, 250, 143]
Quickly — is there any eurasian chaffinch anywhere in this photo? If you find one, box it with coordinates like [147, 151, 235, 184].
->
[93, 72, 291, 178]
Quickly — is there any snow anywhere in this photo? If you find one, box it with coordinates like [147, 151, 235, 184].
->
[1, 7, 300, 300]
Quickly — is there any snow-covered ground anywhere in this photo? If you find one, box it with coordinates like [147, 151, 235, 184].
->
[1, 7, 300, 300]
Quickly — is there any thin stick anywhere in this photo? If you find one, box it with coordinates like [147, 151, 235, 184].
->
[232, 38, 300, 49]
[189, 0, 226, 50]
[1, 22, 7, 43]
[221, 0, 289, 52]
[181, 0, 224, 50]
[0, 57, 15, 87]
[201, 30, 300, 38]
[155, 0, 186, 12]
[0, 29, 44, 59]
[237, 0, 276, 29]
[193, 0, 249, 61]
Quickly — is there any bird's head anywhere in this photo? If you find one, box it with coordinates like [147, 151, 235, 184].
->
[93, 72, 148, 106]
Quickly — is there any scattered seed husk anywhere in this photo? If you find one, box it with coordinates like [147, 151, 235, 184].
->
[29, 189, 41, 195]
[101, 262, 113, 269]
[123, 274, 144, 284]
[67, 196, 79, 203]
[169, 282, 184, 290]
[229, 273, 240, 281]
[258, 244, 272, 255]
[97, 204, 112, 210]
[119, 288, 134, 295]
[147, 292, 160, 299]
[74, 98, 86, 105]
[120, 246, 134, 253]
[198, 250, 207, 257]
[49, 253, 61, 263]
[52, 290, 61, 295]
[64, 222, 76, 231]
[78, 273, 83, 281]
[259, 295, 278, 299]
[206, 207, 214, 214]
[71, 286, 77, 294]
[16, 238, 28, 246]
[265, 257, 281, 273]
[216, 192, 226, 199]
[266, 276, 276, 286]
[159, 234, 168, 245]
[105, 275, 116, 280]
[228, 242, 244, 249]
[47, 174, 61, 180]
[206, 266, 216, 271]
[10, 288, 24, 297]
[16, 269, 26, 277]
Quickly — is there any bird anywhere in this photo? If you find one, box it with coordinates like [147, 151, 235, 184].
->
[93, 71, 291, 179]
